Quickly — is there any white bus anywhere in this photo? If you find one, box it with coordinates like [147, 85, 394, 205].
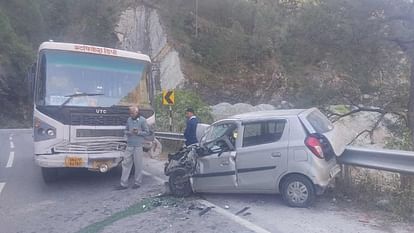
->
[29, 42, 156, 182]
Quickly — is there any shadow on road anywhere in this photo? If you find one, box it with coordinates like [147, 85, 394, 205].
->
[38, 168, 122, 191]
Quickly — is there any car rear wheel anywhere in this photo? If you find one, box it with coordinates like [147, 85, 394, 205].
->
[168, 169, 192, 197]
[281, 174, 315, 207]
[41, 167, 59, 183]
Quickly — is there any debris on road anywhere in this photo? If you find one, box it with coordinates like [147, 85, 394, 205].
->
[188, 203, 196, 210]
[199, 206, 214, 216]
[358, 219, 370, 224]
[76, 196, 184, 233]
[235, 207, 250, 215]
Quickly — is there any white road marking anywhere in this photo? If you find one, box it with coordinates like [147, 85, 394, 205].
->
[6, 151, 14, 168]
[197, 199, 272, 233]
[142, 170, 271, 233]
[0, 183, 5, 196]
[10, 141, 14, 149]
[9, 136, 12, 141]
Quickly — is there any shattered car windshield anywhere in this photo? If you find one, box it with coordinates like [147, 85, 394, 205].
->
[202, 123, 234, 144]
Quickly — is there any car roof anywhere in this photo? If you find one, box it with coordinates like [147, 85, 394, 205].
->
[221, 108, 310, 123]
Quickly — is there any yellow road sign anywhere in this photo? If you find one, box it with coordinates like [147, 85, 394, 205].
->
[162, 90, 175, 105]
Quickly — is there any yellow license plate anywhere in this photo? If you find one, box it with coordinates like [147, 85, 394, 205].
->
[65, 157, 84, 167]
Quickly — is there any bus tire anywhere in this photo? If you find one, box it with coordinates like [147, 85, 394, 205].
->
[41, 167, 59, 183]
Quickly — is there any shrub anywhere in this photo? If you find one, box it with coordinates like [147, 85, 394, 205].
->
[154, 90, 213, 132]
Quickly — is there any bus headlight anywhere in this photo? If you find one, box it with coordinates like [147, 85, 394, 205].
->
[34, 118, 56, 142]
[47, 129, 55, 136]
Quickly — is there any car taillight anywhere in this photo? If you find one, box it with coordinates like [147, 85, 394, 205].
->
[305, 135, 324, 159]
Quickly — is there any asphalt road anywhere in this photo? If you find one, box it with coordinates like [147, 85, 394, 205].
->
[0, 129, 412, 233]
[0, 129, 259, 233]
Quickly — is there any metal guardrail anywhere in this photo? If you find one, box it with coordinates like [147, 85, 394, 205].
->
[155, 131, 185, 141]
[338, 146, 414, 175]
[155, 124, 210, 142]
[154, 133, 414, 175]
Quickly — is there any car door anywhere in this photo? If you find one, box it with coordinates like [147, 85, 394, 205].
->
[235, 119, 289, 191]
[191, 122, 239, 193]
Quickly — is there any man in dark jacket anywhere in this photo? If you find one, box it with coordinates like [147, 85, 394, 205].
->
[184, 108, 199, 146]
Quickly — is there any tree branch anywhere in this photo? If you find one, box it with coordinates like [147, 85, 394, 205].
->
[326, 104, 407, 125]
[348, 113, 386, 145]
[326, 105, 386, 123]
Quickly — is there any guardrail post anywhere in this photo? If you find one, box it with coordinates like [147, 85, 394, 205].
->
[169, 105, 173, 132]
[341, 164, 352, 187]
[400, 174, 413, 190]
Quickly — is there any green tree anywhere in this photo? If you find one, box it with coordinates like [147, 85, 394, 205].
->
[0, 7, 35, 127]
[281, 0, 414, 189]
[0, 0, 124, 127]
[0, 0, 46, 46]
[157, 0, 292, 104]
[38, 0, 122, 46]
[154, 90, 213, 132]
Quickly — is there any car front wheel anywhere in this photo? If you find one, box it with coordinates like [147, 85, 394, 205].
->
[168, 169, 192, 197]
[281, 174, 315, 208]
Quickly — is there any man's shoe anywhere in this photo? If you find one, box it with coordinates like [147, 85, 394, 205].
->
[114, 185, 128, 190]
[131, 184, 141, 189]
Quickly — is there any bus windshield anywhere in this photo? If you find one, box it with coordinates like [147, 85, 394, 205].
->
[36, 50, 150, 107]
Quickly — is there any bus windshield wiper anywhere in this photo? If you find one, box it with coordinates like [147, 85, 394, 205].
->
[61, 92, 104, 107]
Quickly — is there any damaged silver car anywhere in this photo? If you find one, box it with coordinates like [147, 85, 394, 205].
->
[164, 108, 344, 208]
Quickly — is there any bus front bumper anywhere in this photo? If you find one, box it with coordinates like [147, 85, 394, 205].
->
[35, 152, 123, 172]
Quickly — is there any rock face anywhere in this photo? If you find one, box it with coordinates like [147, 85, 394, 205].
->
[116, 6, 185, 90]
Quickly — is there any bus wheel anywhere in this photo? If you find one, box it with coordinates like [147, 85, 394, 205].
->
[41, 168, 59, 183]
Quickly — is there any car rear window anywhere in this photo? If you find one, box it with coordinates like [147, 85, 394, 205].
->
[306, 110, 333, 133]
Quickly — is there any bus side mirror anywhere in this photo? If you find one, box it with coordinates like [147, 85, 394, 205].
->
[26, 62, 36, 96]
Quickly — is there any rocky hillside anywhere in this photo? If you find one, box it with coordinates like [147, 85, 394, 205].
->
[116, 0, 409, 110]
[0, 0, 411, 131]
